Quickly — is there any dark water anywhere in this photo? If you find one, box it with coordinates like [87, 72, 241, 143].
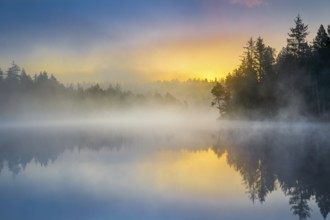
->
[0, 121, 329, 220]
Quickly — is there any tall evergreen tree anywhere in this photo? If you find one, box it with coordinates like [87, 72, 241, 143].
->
[313, 25, 330, 52]
[20, 69, 33, 89]
[254, 37, 275, 82]
[243, 38, 257, 73]
[254, 37, 266, 81]
[6, 61, 21, 86]
[241, 38, 258, 86]
[254, 38, 276, 115]
[222, 38, 260, 116]
[312, 24, 330, 115]
[287, 15, 310, 60]
[243, 38, 258, 110]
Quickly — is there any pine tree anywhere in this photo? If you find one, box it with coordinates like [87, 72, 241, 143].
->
[263, 47, 276, 79]
[241, 38, 258, 84]
[254, 37, 266, 81]
[287, 15, 310, 60]
[6, 61, 21, 86]
[311, 25, 330, 115]
[243, 38, 256, 71]
[313, 25, 330, 53]
[238, 38, 259, 112]
[20, 69, 33, 89]
[254, 37, 275, 82]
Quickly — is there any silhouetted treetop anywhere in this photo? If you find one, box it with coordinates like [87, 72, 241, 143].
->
[287, 15, 310, 60]
[313, 25, 330, 52]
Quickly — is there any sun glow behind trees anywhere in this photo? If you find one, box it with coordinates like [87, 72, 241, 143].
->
[1, 0, 330, 83]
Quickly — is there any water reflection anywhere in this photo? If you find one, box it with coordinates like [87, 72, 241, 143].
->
[212, 123, 330, 219]
[0, 126, 213, 174]
[136, 149, 244, 197]
[0, 123, 329, 220]
[0, 128, 126, 174]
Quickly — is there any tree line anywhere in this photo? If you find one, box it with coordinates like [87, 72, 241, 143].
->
[0, 62, 184, 118]
[212, 15, 330, 119]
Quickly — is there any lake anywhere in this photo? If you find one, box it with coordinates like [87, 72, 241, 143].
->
[0, 117, 329, 220]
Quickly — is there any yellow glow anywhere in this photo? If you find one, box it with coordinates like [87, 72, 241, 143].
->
[22, 48, 112, 83]
[17, 35, 244, 83]
[130, 35, 243, 81]
[137, 149, 244, 197]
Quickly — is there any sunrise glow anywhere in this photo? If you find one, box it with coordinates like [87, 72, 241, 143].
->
[1, 0, 329, 83]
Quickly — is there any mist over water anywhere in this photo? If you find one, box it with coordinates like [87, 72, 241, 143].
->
[0, 113, 329, 220]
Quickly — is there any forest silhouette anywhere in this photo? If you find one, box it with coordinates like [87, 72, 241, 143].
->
[0, 63, 191, 118]
[212, 15, 330, 119]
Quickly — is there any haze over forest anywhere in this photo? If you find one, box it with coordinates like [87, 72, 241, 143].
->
[0, 15, 329, 120]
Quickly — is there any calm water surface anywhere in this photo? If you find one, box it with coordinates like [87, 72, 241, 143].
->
[0, 121, 329, 220]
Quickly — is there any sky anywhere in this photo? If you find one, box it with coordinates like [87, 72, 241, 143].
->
[0, 0, 329, 83]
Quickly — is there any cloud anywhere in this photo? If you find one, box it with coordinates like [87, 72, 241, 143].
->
[230, 0, 264, 7]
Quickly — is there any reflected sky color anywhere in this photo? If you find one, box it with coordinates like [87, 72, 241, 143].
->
[0, 0, 330, 82]
[137, 150, 244, 197]
[0, 123, 329, 220]
[0, 147, 296, 220]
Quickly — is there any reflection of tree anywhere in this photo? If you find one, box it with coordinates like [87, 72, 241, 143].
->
[212, 125, 330, 219]
[316, 194, 330, 219]
[0, 129, 130, 174]
[287, 183, 312, 220]
[0, 127, 204, 175]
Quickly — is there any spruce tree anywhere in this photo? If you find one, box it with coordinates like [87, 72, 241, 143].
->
[254, 37, 266, 81]
[254, 37, 275, 82]
[20, 69, 33, 89]
[287, 15, 310, 60]
[313, 25, 330, 53]
[6, 61, 21, 86]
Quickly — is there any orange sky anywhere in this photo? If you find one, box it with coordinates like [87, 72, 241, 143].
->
[12, 32, 276, 83]
[16, 35, 243, 83]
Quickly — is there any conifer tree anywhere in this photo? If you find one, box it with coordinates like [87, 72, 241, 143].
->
[6, 61, 20, 86]
[20, 68, 33, 89]
[254, 37, 275, 82]
[313, 25, 330, 53]
[287, 15, 310, 60]
[254, 37, 266, 81]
